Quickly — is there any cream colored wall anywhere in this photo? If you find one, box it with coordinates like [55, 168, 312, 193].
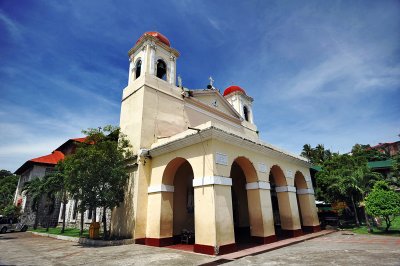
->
[214, 185, 235, 246]
[111, 168, 136, 238]
[276, 192, 302, 230]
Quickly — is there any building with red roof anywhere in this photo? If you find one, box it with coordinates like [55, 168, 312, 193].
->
[13, 137, 86, 228]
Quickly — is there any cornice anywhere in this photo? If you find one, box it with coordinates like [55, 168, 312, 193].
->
[128, 35, 180, 58]
[149, 126, 310, 167]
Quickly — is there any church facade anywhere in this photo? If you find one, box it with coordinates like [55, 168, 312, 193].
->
[110, 32, 320, 255]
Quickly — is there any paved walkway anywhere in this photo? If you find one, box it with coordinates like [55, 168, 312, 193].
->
[220, 230, 334, 260]
[1, 230, 399, 265]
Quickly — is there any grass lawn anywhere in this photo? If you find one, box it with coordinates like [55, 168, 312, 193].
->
[350, 216, 400, 236]
[29, 227, 89, 238]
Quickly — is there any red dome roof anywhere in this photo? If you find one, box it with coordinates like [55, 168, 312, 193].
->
[136, 31, 170, 47]
[223, 85, 246, 96]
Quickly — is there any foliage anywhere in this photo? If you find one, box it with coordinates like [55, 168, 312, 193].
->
[301, 144, 334, 165]
[64, 125, 132, 238]
[316, 154, 379, 202]
[365, 181, 400, 232]
[42, 162, 69, 232]
[2, 204, 21, 218]
[22, 177, 46, 229]
[316, 154, 382, 226]
[0, 170, 19, 213]
[351, 143, 390, 162]
[387, 154, 400, 188]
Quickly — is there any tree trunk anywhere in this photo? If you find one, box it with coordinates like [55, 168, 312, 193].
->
[102, 207, 107, 240]
[362, 195, 372, 233]
[385, 216, 391, 232]
[93, 207, 97, 223]
[80, 211, 84, 236]
[363, 207, 372, 233]
[351, 195, 360, 227]
[46, 205, 51, 232]
[61, 195, 67, 234]
[33, 201, 40, 230]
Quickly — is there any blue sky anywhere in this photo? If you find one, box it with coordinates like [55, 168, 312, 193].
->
[1, 0, 399, 172]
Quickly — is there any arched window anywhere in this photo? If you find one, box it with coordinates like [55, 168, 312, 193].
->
[243, 106, 249, 122]
[135, 60, 142, 79]
[156, 59, 167, 80]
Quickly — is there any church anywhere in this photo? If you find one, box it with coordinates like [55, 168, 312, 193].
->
[110, 31, 320, 255]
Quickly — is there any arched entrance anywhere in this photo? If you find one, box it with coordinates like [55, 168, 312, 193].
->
[231, 161, 250, 243]
[159, 157, 195, 245]
[172, 160, 194, 243]
[269, 165, 287, 236]
[229, 157, 260, 244]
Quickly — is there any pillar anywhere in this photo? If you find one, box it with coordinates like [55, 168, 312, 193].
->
[145, 184, 175, 246]
[193, 176, 236, 255]
[275, 185, 303, 237]
[246, 181, 277, 244]
[297, 188, 321, 232]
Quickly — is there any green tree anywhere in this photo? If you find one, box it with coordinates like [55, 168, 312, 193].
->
[22, 177, 45, 229]
[0, 170, 19, 214]
[365, 181, 400, 232]
[317, 154, 381, 227]
[301, 144, 334, 165]
[351, 144, 389, 162]
[42, 162, 69, 233]
[64, 125, 132, 238]
[387, 154, 400, 188]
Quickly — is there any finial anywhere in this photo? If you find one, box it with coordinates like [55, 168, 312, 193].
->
[209, 76, 214, 87]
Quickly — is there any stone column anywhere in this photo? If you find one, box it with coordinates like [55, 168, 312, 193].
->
[297, 188, 321, 232]
[246, 181, 277, 243]
[149, 41, 156, 75]
[145, 184, 175, 246]
[193, 176, 236, 255]
[275, 185, 303, 237]
[169, 55, 176, 85]
[128, 55, 134, 85]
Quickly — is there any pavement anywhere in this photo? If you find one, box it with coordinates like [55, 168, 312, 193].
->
[1, 230, 399, 265]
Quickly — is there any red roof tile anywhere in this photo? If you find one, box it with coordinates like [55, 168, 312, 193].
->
[136, 31, 171, 47]
[30, 150, 65, 165]
[72, 137, 86, 143]
[223, 85, 247, 97]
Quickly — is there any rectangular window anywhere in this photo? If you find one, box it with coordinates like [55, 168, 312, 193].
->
[72, 201, 78, 220]
[88, 207, 93, 220]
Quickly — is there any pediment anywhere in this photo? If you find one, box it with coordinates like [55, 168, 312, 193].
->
[188, 89, 242, 120]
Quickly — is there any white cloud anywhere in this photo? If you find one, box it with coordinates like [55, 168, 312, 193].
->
[0, 10, 23, 41]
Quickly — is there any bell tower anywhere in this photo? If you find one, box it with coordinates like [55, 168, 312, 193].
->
[113, 32, 184, 240]
[223, 85, 255, 124]
[127, 31, 179, 86]
[119, 31, 185, 153]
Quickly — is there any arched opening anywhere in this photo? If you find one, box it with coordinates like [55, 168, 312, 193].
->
[161, 157, 195, 246]
[243, 106, 249, 122]
[230, 157, 259, 245]
[231, 161, 250, 243]
[269, 165, 287, 237]
[135, 60, 142, 79]
[156, 59, 167, 80]
[172, 160, 195, 243]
